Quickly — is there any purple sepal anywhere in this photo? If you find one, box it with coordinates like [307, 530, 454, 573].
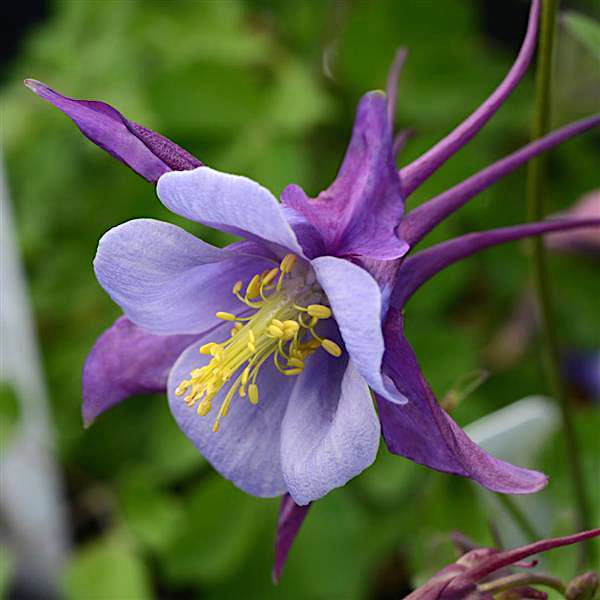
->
[386, 47, 408, 125]
[399, 0, 540, 196]
[376, 309, 548, 494]
[24, 79, 201, 183]
[272, 494, 311, 583]
[282, 92, 409, 260]
[406, 529, 600, 599]
[82, 316, 197, 426]
[393, 218, 600, 309]
[400, 114, 600, 246]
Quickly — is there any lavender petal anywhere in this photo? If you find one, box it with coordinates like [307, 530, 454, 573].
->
[157, 167, 304, 257]
[167, 334, 296, 498]
[94, 218, 274, 335]
[311, 256, 407, 404]
[281, 351, 380, 505]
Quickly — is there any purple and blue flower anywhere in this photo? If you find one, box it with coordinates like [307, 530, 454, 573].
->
[25, 0, 599, 579]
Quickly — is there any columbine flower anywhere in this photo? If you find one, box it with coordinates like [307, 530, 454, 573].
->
[26, 0, 600, 579]
[406, 528, 600, 599]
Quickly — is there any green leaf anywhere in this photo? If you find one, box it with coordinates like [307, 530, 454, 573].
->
[118, 469, 184, 554]
[562, 12, 600, 59]
[62, 533, 152, 600]
[160, 477, 273, 585]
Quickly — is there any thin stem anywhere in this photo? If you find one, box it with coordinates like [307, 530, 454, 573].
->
[478, 572, 566, 596]
[496, 494, 540, 543]
[525, 0, 595, 567]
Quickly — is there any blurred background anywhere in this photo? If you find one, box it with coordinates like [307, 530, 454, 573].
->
[1, 1, 599, 598]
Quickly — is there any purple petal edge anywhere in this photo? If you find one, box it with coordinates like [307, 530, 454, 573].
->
[399, 0, 540, 195]
[24, 79, 201, 183]
[82, 316, 197, 426]
[272, 494, 311, 583]
[400, 113, 600, 246]
[393, 218, 600, 309]
[377, 310, 548, 494]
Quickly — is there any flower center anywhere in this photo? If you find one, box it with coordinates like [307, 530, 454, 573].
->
[175, 254, 342, 432]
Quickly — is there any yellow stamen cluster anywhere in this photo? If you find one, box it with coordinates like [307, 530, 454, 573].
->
[175, 254, 341, 432]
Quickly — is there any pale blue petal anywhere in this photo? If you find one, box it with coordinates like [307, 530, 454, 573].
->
[94, 218, 273, 335]
[311, 256, 407, 404]
[157, 167, 304, 257]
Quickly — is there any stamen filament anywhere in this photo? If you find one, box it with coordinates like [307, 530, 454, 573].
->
[178, 255, 342, 431]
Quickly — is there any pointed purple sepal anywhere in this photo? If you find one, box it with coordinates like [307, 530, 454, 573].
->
[82, 316, 197, 426]
[272, 494, 311, 583]
[24, 79, 202, 183]
[282, 91, 408, 260]
[393, 218, 600, 308]
[400, 114, 600, 246]
[376, 309, 548, 494]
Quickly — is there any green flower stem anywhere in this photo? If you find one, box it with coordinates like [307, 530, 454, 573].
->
[478, 572, 566, 596]
[525, 0, 595, 567]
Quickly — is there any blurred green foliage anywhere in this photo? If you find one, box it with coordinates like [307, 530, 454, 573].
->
[2, 0, 599, 597]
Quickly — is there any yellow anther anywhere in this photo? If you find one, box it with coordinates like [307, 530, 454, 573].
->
[212, 421, 220, 433]
[288, 357, 304, 368]
[199, 343, 216, 355]
[272, 319, 283, 328]
[246, 274, 261, 299]
[197, 399, 212, 416]
[283, 368, 303, 376]
[268, 324, 284, 338]
[248, 330, 256, 344]
[280, 253, 297, 273]
[283, 320, 299, 332]
[248, 384, 259, 405]
[262, 268, 279, 286]
[307, 304, 332, 319]
[211, 346, 224, 359]
[216, 311, 237, 322]
[175, 381, 189, 396]
[232, 280, 243, 294]
[321, 339, 342, 357]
